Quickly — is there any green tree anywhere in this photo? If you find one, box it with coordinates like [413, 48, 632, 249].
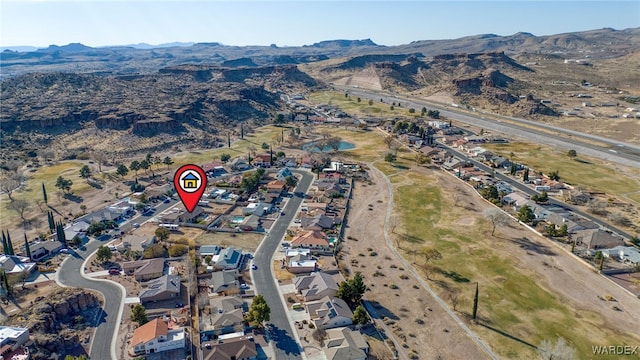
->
[96, 246, 112, 263]
[567, 149, 577, 159]
[116, 164, 129, 178]
[42, 183, 48, 204]
[337, 272, 367, 305]
[1, 269, 11, 296]
[390, 105, 395, 111]
[153, 156, 162, 170]
[55, 176, 73, 194]
[368, 99, 373, 106]
[549, 170, 560, 181]
[221, 153, 231, 162]
[276, 113, 285, 124]
[352, 305, 369, 325]
[523, 168, 529, 182]
[421, 107, 427, 116]
[245, 294, 270, 328]
[163, 156, 174, 170]
[79, 165, 92, 179]
[517, 205, 535, 223]
[630, 236, 640, 246]
[168, 244, 189, 257]
[408, 108, 415, 114]
[284, 175, 297, 188]
[155, 227, 171, 241]
[143, 244, 168, 259]
[129, 160, 141, 180]
[140, 159, 151, 176]
[384, 152, 396, 164]
[480, 185, 499, 202]
[131, 304, 149, 325]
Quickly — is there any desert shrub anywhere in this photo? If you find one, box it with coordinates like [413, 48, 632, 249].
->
[168, 244, 189, 257]
[389, 284, 399, 289]
[399, 274, 409, 280]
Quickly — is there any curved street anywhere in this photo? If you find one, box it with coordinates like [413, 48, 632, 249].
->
[252, 169, 314, 360]
[56, 239, 123, 360]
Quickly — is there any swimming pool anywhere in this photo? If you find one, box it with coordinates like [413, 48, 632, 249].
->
[230, 216, 244, 224]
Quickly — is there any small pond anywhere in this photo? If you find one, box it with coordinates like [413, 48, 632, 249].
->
[301, 140, 355, 153]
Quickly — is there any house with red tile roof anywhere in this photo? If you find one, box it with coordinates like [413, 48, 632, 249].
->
[130, 318, 186, 356]
[290, 230, 331, 251]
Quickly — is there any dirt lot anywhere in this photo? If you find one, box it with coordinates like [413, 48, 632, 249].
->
[342, 159, 640, 359]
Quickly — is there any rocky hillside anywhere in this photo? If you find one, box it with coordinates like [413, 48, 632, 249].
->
[0, 64, 317, 138]
[6, 288, 100, 360]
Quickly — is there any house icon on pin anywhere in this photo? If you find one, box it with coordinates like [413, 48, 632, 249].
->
[182, 172, 198, 189]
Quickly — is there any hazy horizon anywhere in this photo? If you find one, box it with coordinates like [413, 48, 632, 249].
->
[2, 1, 639, 49]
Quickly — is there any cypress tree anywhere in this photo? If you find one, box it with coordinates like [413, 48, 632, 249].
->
[227, 133, 231, 148]
[6, 232, 14, 256]
[42, 183, 48, 204]
[24, 233, 31, 260]
[241, 125, 244, 139]
[1, 270, 10, 296]
[270, 145, 273, 165]
[47, 211, 55, 232]
[472, 282, 479, 320]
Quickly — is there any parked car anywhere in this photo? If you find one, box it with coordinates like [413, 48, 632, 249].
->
[132, 223, 140, 228]
[108, 268, 120, 275]
[251, 263, 257, 270]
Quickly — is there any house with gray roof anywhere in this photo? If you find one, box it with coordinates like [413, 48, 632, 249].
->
[0, 255, 37, 281]
[602, 246, 640, 265]
[324, 327, 369, 360]
[306, 296, 353, 330]
[572, 229, 625, 250]
[208, 269, 239, 294]
[213, 247, 243, 270]
[199, 245, 221, 257]
[139, 274, 181, 303]
[29, 240, 64, 261]
[201, 335, 257, 360]
[294, 272, 339, 301]
[122, 258, 165, 281]
[301, 215, 339, 231]
[276, 167, 294, 181]
[201, 297, 245, 337]
[547, 213, 598, 234]
[64, 221, 90, 244]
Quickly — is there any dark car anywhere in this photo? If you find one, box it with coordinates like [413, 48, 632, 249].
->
[108, 268, 120, 275]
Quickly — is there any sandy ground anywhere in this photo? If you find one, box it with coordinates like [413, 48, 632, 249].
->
[342, 160, 640, 359]
[342, 162, 492, 360]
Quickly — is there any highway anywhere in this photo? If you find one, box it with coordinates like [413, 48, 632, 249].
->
[334, 85, 640, 169]
[252, 170, 314, 360]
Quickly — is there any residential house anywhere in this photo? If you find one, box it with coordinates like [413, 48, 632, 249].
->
[145, 183, 175, 201]
[288, 254, 317, 274]
[546, 213, 598, 234]
[291, 230, 331, 251]
[301, 215, 339, 231]
[213, 248, 243, 270]
[490, 156, 511, 169]
[300, 156, 318, 169]
[442, 158, 463, 171]
[420, 146, 440, 157]
[201, 335, 258, 360]
[119, 234, 154, 252]
[202, 161, 225, 176]
[302, 202, 328, 213]
[64, 221, 90, 244]
[239, 214, 262, 232]
[200, 245, 221, 257]
[82, 207, 123, 225]
[139, 274, 181, 303]
[602, 246, 640, 265]
[108, 200, 135, 218]
[122, 258, 165, 281]
[159, 205, 205, 224]
[324, 327, 369, 360]
[129, 318, 186, 356]
[208, 269, 240, 294]
[294, 272, 339, 301]
[242, 202, 272, 216]
[276, 167, 294, 181]
[318, 172, 345, 184]
[265, 180, 285, 194]
[571, 229, 625, 250]
[201, 296, 245, 337]
[253, 154, 272, 168]
[502, 192, 529, 207]
[229, 158, 251, 172]
[306, 296, 353, 330]
[0, 326, 29, 357]
[0, 255, 37, 281]
[30, 240, 65, 261]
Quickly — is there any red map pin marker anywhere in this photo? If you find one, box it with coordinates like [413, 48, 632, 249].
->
[173, 164, 207, 213]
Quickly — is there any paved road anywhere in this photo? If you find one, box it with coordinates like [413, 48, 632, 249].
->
[57, 239, 123, 360]
[334, 85, 640, 168]
[56, 196, 180, 360]
[252, 170, 314, 360]
[444, 145, 634, 240]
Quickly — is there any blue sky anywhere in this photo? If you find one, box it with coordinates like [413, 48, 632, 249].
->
[1, 1, 638, 48]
